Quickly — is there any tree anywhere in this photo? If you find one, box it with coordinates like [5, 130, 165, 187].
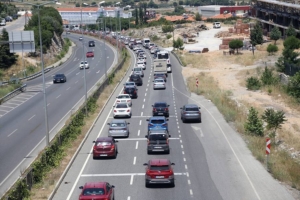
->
[286, 23, 297, 37]
[138, 6, 143, 25]
[250, 22, 263, 53]
[0, 29, 18, 69]
[270, 26, 281, 45]
[261, 108, 286, 138]
[135, 8, 139, 27]
[195, 12, 202, 21]
[275, 56, 285, 72]
[246, 76, 261, 90]
[173, 2, 178, 6]
[162, 25, 174, 33]
[282, 36, 300, 66]
[267, 44, 278, 55]
[229, 39, 243, 54]
[75, 2, 80, 7]
[244, 107, 264, 137]
[287, 71, 300, 100]
[179, 0, 184, 5]
[260, 67, 278, 85]
[173, 38, 183, 50]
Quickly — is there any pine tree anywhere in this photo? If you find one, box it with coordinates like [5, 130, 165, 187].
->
[0, 29, 18, 69]
[286, 23, 297, 37]
[250, 22, 263, 46]
[270, 26, 281, 45]
[261, 108, 286, 138]
[135, 8, 139, 27]
[244, 107, 264, 136]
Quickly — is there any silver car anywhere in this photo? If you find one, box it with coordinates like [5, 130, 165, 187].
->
[107, 120, 130, 137]
[180, 104, 202, 123]
[132, 67, 144, 77]
[153, 78, 166, 90]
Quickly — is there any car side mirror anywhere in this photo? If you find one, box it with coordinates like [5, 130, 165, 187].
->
[145, 135, 148, 138]
[152, 105, 154, 107]
[169, 135, 171, 137]
[168, 105, 170, 107]
[115, 140, 119, 143]
[113, 106, 115, 107]
[199, 107, 201, 109]
[171, 163, 175, 165]
[79, 186, 83, 189]
[143, 163, 148, 166]
[146, 119, 149, 121]
[111, 185, 115, 188]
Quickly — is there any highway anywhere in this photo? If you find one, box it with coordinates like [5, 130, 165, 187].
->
[52, 46, 294, 200]
[0, 33, 117, 196]
[0, 16, 27, 33]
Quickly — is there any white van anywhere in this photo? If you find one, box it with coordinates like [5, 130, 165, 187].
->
[213, 22, 221, 29]
[142, 38, 150, 47]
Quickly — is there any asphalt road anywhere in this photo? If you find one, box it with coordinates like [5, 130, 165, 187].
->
[0, 33, 116, 196]
[52, 46, 295, 200]
[0, 16, 26, 33]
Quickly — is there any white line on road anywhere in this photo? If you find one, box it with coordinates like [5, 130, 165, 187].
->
[138, 130, 140, 136]
[181, 145, 183, 149]
[7, 129, 17, 137]
[147, 84, 149, 87]
[47, 103, 50, 107]
[0, 105, 14, 109]
[182, 151, 185, 155]
[142, 104, 144, 109]
[188, 179, 191, 185]
[56, 94, 61, 99]
[96, 70, 100, 73]
[117, 138, 180, 141]
[75, 81, 78, 84]
[66, 87, 71, 90]
[186, 172, 189, 177]
[145, 93, 147, 97]
[143, 98, 145, 102]
[183, 157, 186, 162]
[133, 157, 136, 165]
[200, 128, 204, 137]
[76, 72, 80, 75]
[185, 164, 188, 169]
[179, 134, 181, 137]
[141, 112, 143, 116]
[146, 88, 148, 91]
[28, 115, 35, 121]
[127, 196, 131, 200]
[180, 140, 182, 143]
[135, 141, 139, 149]
[190, 189, 193, 196]
[139, 120, 142, 125]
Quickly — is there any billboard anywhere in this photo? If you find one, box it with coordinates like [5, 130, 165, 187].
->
[9, 31, 35, 53]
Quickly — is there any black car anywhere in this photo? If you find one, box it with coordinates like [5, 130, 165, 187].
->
[129, 74, 143, 86]
[53, 74, 67, 83]
[89, 41, 95, 47]
[124, 87, 138, 98]
[145, 129, 170, 154]
[152, 102, 170, 117]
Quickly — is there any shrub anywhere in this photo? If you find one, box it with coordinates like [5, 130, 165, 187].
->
[287, 71, 300, 101]
[267, 44, 278, 55]
[260, 67, 278, 85]
[166, 34, 172, 39]
[246, 77, 261, 90]
[244, 107, 264, 137]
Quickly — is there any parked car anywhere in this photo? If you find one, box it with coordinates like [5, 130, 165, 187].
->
[115, 94, 132, 106]
[79, 61, 89, 69]
[132, 67, 144, 77]
[124, 86, 138, 98]
[213, 22, 221, 28]
[180, 104, 202, 123]
[153, 78, 166, 90]
[129, 74, 143, 86]
[93, 137, 118, 159]
[113, 103, 131, 118]
[152, 102, 169, 117]
[145, 129, 170, 154]
[146, 116, 169, 133]
[86, 51, 94, 57]
[79, 182, 115, 199]
[53, 74, 66, 83]
[143, 159, 175, 187]
[107, 120, 130, 137]
[88, 40, 95, 47]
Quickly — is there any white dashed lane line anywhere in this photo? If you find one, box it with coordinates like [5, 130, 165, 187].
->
[7, 129, 17, 137]
[75, 81, 78, 84]
[28, 115, 35, 121]
[139, 120, 142, 125]
[142, 104, 144, 109]
[141, 112, 143, 116]
[66, 87, 71, 90]
[137, 130, 140, 136]
[56, 94, 61, 99]
[135, 141, 139, 149]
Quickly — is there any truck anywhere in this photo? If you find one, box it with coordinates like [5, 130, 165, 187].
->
[153, 59, 167, 76]
[157, 50, 172, 73]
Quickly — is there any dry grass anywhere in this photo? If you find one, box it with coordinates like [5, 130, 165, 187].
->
[29, 53, 131, 199]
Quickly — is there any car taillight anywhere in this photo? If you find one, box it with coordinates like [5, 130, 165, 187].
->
[134, 91, 137, 94]
[117, 100, 120, 102]
[147, 139, 149, 145]
[122, 128, 127, 130]
[165, 108, 168, 111]
[166, 139, 169, 144]
[127, 109, 130, 112]
[162, 123, 167, 127]
[114, 110, 117, 112]
[124, 91, 126, 94]
[168, 175, 174, 179]
[183, 112, 187, 114]
[148, 123, 153, 126]
[153, 108, 157, 112]
[127, 100, 131, 102]
[111, 145, 115, 150]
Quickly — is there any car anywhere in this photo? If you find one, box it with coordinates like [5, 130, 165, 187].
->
[79, 36, 83, 41]
[124, 40, 129, 45]
[136, 39, 142, 44]
[92, 137, 118, 159]
[154, 73, 167, 82]
[116, 94, 132, 106]
[150, 47, 157, 54]
[66, 31, 71, 34]
[152, 102, 169, 117]
[136, 63, 146, 70]
[132, 67, 144, 77]
[79, 182, 115, 199]
[153, 78, 166, 90]
[113, 103, 131, 118]
[124, 81, 137, 89]
[145, 129, 170, 154]
[133, 46, 140, 51]
[124, 86, 138, 98]
[79, 61, 89, 69]
[213, 22, 221, 28]
[180, 104, 202, 123]
[145, 43, 150, 49]
[136, 49, 144, 55]
[53, 73, 67, 83]
[143, 159, 175, 187]
[146, 116, 169, 133]
[86, 51, 94, 57]
[107, 120, 130, 137]
[148, 43, 155, 50]
[129, 74, 143, 86]
[88, 41, 95, 47]
[137, 58, 146, 65]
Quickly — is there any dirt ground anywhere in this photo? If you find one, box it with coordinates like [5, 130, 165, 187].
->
[181, 49, 300, 158]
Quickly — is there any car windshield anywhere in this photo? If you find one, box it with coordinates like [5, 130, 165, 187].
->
[155, 74, 164, 77]
[186, 107, 199, 111]
[111, 123, 126, 127]
[149, 165, 169, 170]
[154, 103, 167, 107]
[96, 141, 111, 146]
[81, 61, 88, 64]
[116, 104, 128, 108]
[149, 134, 167, 140]
[150, 119, 165, 124]
[83, 188, 104, 196]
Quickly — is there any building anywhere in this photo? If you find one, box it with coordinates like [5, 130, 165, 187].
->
[199, 5, 250, 17]
[57, 7, 131, 26]
[252, 0, 300, 36]
[198, 5, 222, 17]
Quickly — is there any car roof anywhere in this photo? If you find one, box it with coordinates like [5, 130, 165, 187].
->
[149, 159, 170, 166]
[184, 104, 199, 108]
[95, 137, 114, 142]
[55, 73, 65, 76]
[149, 116, 166, 120]
[110, 119, 127, 123]
[83, 182, 106, 188]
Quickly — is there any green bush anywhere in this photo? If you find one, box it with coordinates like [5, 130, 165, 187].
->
[267, 44, 278, 55]
[244, 107, 264, 137]
[151, 35, 159, 41]
[287, 71, 300, 101]
[260, 67, 278, 85]
[162, 25, 174, 33]
[246, 76, 261, 90]
[166, 34, 172, 39]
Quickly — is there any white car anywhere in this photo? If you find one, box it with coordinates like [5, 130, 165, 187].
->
[150, 48, 157, 54]
[113, 103, 131, 118]
[167, 64, 172, 73]
[136, 63, 146, 70]
[153, 78, 166, 90]
[123, 82, 137, 89]
[137, 58, 146, 64]
[133, 46, 140, 51]
[132, 67, 144, 77]
[136, 39, 142, 44]
[79, 61, 89, 69]
[115, 94, 132, 107]
[213, 22, 221, 28]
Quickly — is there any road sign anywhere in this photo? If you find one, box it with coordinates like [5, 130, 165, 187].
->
[9, 31, 35, 53]
[196, 77, 199, 87]
[266, 138, 271, 155]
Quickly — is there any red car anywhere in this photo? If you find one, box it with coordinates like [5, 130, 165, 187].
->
[143, 159, 175, 187]
[79, 182, 115, 200]
[86, 51, 94, 57]
[93, 137, 118, 159]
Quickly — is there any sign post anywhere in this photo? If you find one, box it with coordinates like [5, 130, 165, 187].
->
[196, 77, 199, 94]
[266, 137, 271, 170]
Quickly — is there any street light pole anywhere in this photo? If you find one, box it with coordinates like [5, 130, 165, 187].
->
[81, 6, 88, 116]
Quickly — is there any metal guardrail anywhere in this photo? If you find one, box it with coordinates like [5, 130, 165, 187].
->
[171, 51, 184, 66]
[0, 84, 27, 105]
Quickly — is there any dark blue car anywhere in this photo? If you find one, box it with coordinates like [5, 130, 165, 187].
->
[146, 116, 169, 133]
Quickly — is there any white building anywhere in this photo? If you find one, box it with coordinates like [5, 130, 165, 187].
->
[198, 5, 222, 17]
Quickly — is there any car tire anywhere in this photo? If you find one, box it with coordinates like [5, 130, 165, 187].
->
[113, 152, 117, 159]
[53, 81, 55, 84]
[147, 150, 151, 154]
[166, 150, 170, 154]
[182, 118, 186, 123]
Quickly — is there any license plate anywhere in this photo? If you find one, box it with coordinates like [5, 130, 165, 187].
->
[154, 147, 162, 148]
[158, 113, 163, 115]
[156, 176, 164, 178]
[100, 154, 107, 156]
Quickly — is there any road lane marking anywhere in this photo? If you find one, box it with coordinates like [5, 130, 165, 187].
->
[81, 172, 186, 177]
[0, 105, 14, 109]
[146, 88, 148, 92]
[185, 164, 188, 169]
[127, 196, 131, 200]
[182, 151, 185, 155]
[190, 189, 193, 196]
[47, 103, 50, 106]
[143, 98, 145, 102]
[141, 112, 143, 116]
[187, 172, 189, 177]
[145, 93, 147, 97]
[96, 70, 100, 73]
[188, 179, 191, 185]
[180, 140, 182, 143]
[142, 104, 144, 109]
[138, 130, 140, 136]
[56, 94, 61, 99]
[179, 135, 181, 137]
[7, 129, 17, 137]
[181, 145, 183, 149]
[76, 72, 80, 75]
[133, 157, 136, 165]
[135, 141, 139, 149]
[66, 87, 71, 90]
[200, 128, 204, 137]
[183, 157, 186, 162]
[75, 81, 78, 84]
[139, 120, 142, 125]
[28, 115, 35, 121]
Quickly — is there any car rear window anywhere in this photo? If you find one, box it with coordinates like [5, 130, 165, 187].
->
[111, 123, 126, 127]
[96, 141, 111, 146]
[118, 95, 129, 99]
[186, 107, 199, 111]
[149, 165, 169, 170]
[150, 119, 165, 124]
[116, 104, 128, 108]
[149, 134, 167, 141]
[83, 188, 105, 195]
[126, 88, 135, 93]
[154, 103, 167, 107]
